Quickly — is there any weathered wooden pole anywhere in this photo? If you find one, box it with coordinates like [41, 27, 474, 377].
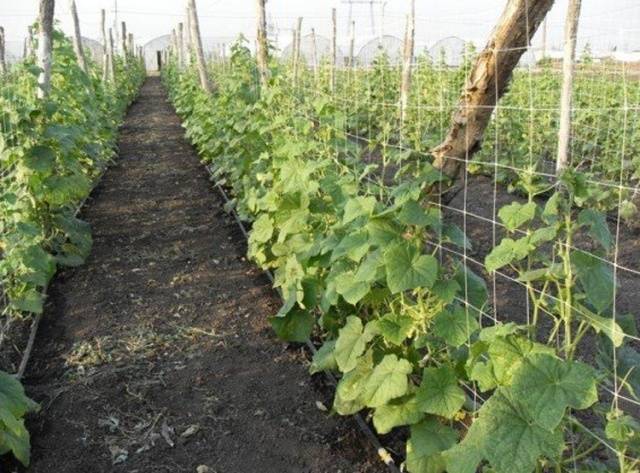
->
[101, 9, 108, 81]
[26, 26, 35, 58]
[310, 28, 318, 81]
[400, 0, 415, 125]
[556, 0, 582, 175]
[0, 27, 6, 75]
[256, 0, 269, 89]
[185, 6, 192, 65]
[171, 28, 178, 59]
[121, 21, 127, 58]
[177, 22, 185, 69]
[330, 8, 337, 91]
[290, 25, 297, 68]
[128, 33, 134, 60]
[188, 0, 214, 93]
[431, 0, 555, 180]
[348, 21, 355, 67]
[292, 17, 303, 83]
[36, 0, 55, 99]
[108, 27, 116, 82]
[69, 0, 88, 74]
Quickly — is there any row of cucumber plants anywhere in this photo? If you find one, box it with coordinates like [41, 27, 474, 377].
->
[0, 29, 145, 466]
[163, 40, 638, 472]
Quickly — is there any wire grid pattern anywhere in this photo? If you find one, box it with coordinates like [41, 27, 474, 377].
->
[215, 22, 640, 467]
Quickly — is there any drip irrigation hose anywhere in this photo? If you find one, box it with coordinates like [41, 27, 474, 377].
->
[206, 165, 401, 473]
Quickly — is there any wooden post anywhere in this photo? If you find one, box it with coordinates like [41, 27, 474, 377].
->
[128, 33, 134, 59]
[171, 28, 177, 59]
[431, 0, 555, 180]
[36, 0, 55, 99]
[256, 0, 269, 89]
[0, 27, 6, 75]
[121, 21, 127, 59]
[188, 0, 213, 93]
[177, 22, 184, 69]
[400, 0, 415, 125]
[69, 0, 88, 74]
[101, 9, 108, 81]
[23, 38, 28, 60]
[310, 28, 318, 81]
[348, 21, 355, 67]
[185, 6, 192, 65]
[290, 26, 297, 68]
[292, 17, 303, 83]
[25, 27, 33, 58]
[556, 0, 582, 175]
[330, 8, 337, 91]
[108, 27, 116, 82]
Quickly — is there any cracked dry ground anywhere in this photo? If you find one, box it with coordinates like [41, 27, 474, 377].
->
[12, 77, 385, 473]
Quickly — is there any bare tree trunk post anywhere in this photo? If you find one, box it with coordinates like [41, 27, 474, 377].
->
[431, 0, 555, 180]
[188, 0, 213, 93]
[101, 9, 108, 81]
[177, 22, 184, 69]
[69, 0, 88, 74]
[400, 0, 415, 126]
[128, 33, 134, 60]
[185, 6, 192, 65]
[256, 0, 269, 89]
[348, 21, 355, 68]
[0, 27, 6, 75]
[36, 0, 55, 99]
[23, 38, 28, 60]
[27, 26, 35, 58]
[292, 17, 303, 84]
[290, 26, 297, 69]
[330, 8, 337, 92]
[108, 27, 116, 82]
[171, 28, 177, 60]
[121, 21, 127, 60]
[310, 28, 318, 82]
[556, 0, 582, 175]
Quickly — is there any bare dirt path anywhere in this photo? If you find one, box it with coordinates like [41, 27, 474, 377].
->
[12, 77, 383, 473]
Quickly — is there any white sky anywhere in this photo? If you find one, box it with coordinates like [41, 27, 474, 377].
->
[1, 0, 639, 56]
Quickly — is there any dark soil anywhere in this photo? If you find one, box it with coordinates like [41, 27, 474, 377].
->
[5, 77, 386, 473]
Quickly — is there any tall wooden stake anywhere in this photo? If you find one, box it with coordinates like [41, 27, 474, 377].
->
[431, 0, 555, 180]
[348, 21, 355, 68]
[290, 26, 297, 68]
[556, 0, 582, 175]
[330, 8, 337, 91]
[108, 27, 116, 82]
[0, 27, 6, 75]
[400, 0, 415, 126]
[128, 33, 134, 59]
[188, 0, 213, 93]
[121, 21, 127, 59]
[69, 0, 88, 74]
[36, 0, 55, 99]
[256, 0, 269, 89]
[292, 17, 303, 84]
[310, 28, 318, 81]
[26, 27, 34, 59]
[177, 22, 184, 69]
[185, 6, 192, 65]
[101, 9, 108, 81]
[171, 28, 178, 59]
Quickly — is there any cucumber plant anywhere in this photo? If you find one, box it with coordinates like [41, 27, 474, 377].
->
[164, 38, 639, 473]
[0, 28, 144, 466]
